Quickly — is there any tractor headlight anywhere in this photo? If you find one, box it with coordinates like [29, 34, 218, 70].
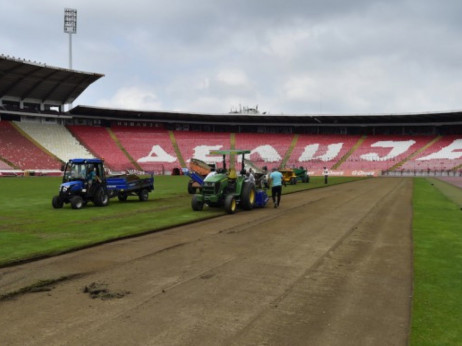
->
[61, 186, 68, 192]
[204, 182, 214, 187]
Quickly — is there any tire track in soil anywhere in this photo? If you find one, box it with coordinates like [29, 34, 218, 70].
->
[229, 178, 413, 346]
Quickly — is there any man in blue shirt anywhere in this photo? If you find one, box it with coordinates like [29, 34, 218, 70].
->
[85, 165, 101, 193]
[269, 167, 283, 208]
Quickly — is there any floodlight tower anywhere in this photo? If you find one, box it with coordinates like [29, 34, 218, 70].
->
[64, 8, 77, 69]
[64, 8, 77, 110]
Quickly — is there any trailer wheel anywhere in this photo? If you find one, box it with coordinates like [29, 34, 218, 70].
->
[187, 181, 196, 194]
[240, 182, 256, 210]
[191, 195, 204, 211]
[118, 192, 128, 201]
[52, 195, 63, 209]
[139, 189, 149, 201]
[224, 194, 237, 214]
[94, 187, 109, 207]
[70, 196, 84, 209]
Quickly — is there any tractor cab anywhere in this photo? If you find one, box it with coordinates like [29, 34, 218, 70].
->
[62, 158, 106, 184]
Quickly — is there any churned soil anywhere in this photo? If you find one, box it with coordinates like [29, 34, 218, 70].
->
[0, 178, 413, 346]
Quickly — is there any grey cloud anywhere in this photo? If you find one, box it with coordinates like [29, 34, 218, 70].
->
[2, 0, 462, 114]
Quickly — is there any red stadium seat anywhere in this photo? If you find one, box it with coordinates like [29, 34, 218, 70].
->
[68, 125, 136, 172]
[111, 125, 178, 174]
[0, 121, 61, 170]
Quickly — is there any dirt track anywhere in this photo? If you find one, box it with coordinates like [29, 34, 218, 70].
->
[0, 178, 413, 346]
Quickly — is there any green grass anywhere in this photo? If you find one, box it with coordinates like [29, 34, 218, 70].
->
[0, 175, 361, 266]
[411, 178, 462, 345]
[0, 176, 220, 265]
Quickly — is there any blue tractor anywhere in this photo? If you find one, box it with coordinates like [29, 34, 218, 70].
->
[52, 158, 110, 209]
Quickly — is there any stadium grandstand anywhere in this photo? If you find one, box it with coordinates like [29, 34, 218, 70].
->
[1, 54, 462, 177]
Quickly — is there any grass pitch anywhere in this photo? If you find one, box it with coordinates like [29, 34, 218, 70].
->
[0, 175, 359, 266]
[411, 178, 462, 345]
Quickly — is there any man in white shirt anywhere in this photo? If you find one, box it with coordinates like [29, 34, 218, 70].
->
[246, 168, 255, 184]
[323, 166, 329, 184]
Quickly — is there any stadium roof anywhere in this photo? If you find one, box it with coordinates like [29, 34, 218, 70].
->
[2, 54, 462, 128]
[71, 105, 462, 127]
[0, 55, 103, 105]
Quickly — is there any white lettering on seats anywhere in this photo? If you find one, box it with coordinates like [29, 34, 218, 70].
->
[360, 140, 415, 161]
[418, 139, 462, 160]
[298, 143, 343, 162]
[192, 145, 223, 162]
[246, 145, 281, 162]
[138, 145, 177, 163]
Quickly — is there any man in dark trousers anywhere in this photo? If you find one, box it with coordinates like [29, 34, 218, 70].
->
[323, 166, 329, 184]
[269, 167, 283, 208]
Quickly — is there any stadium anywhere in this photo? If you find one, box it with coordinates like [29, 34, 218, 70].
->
[0, 55, 461, 345]
[1, 55, 462, 177]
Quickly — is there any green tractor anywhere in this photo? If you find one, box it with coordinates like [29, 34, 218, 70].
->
[294, 166, 310, 183]
[191, 150, 266, 214]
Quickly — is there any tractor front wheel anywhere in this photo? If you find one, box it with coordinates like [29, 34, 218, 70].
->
[52, 195, 63, 209]
[70, 196, 84, 209]
[224, 194, 237, 214]
[191, 195, 204, 211]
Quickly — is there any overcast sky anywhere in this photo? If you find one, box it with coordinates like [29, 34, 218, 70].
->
[2, 0, 462, 115]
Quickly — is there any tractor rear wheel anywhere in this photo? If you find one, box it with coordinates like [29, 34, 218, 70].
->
[139, 189, 149, 201]
[191, 195, 204, 211]
[70, 196, 84, 209]
[94, 187, 109, 207]
[224, 194, 237, 214]
[240, 182, 256, 210]
[52, 195, 63, 209]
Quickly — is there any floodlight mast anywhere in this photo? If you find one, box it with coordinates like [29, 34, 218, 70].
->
[64, 8, 77, 110]
[64, 8, 77, 69]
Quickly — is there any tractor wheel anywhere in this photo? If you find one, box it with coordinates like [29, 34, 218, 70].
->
[187, 181, 196, 194]
[70, 196, 84, 209]
[191, 195, 204, 211]
[52, 195, 63, 209]
[94, 187, 109, 207]
[224, 194, 237, 214]
[139, 189, 149, 201]
[118, 192, 128, 202]
[290, 177, 297, 185]
[240, 182, 256, 210]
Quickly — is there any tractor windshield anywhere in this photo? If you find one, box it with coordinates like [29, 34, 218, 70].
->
[63, 162, 87, 182]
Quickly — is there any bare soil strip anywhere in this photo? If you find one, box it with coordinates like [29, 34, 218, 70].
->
[0, 178, 413, 346]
